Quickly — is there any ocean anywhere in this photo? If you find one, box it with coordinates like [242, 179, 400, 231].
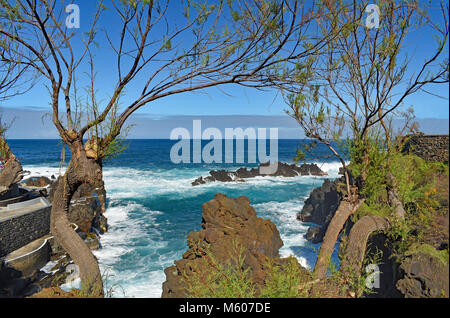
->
[8, 139, 343, 298]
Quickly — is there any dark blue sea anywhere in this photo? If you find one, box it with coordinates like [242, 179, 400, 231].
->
[8, 139, 342, 297]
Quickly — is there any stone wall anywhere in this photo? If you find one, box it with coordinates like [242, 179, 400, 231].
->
[5, 239, 51, 277]
[0, 206, 51, 257]
[402, 134, 449, 162]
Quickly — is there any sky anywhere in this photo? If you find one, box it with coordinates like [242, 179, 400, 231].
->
[1, 0, 449, 139]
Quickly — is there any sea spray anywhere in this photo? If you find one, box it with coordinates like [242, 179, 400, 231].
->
[16, 139, 344, 297]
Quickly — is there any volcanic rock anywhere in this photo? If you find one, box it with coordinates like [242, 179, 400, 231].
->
[161, 193, 294, 298]
[396, 252, 449, 298]
[22, 176, 53, 188]
[191, 162, 327, 186]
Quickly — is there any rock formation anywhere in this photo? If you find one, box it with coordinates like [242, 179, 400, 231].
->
[161, 193, 306, 298]
[0, 138, 107, 297]
[66, 196, 107, 233]
[0, 137, 25, 195]
[396, 251, 449, 297]
[297, 177, 346, 243]
[192, 162, 327, 186]
[0, 159, 26, 196]
[22, 176, 53, 188]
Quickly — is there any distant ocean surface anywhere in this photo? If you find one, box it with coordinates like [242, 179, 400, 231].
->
[8, 139, 342, 297]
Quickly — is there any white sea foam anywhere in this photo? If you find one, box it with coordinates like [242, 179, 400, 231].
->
[92, 201, 159, 263]
[23, 160, 342, 199]
[253, 199, 317, 270]
[102, 167, 202, 199]
[40, 260, 58, 275]
[91, 200, 170, 298]
[188, 160, 343, 189]
[312, 161, 346, 179]
[24, 161, 340, 297]
[21, 165, 66, 179]
[60, 277, 81, 292]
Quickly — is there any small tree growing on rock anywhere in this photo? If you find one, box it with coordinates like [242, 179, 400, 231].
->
[280, 0, 448, 280]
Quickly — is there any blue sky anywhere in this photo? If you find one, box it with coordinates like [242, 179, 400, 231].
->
[1, 0, 449, 139]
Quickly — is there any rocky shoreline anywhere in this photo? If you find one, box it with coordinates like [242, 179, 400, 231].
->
[2, 157, 448, 298]
[297, 176, 346, 243]
[192, 161, 327, 186]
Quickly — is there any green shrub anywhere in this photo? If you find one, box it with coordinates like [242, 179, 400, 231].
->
[352, 202, 392, 222]
[404, 243, 449, 265]
[260, 256, 311, 298]
[182, 241, 256, 298]
[391, 154, 441, 213]
[181, 241, 312, 298]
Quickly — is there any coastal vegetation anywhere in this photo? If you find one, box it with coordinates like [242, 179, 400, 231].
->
[164, 0, 449, 298]
[282, 0, 448, 284]
[181, 244, 313, 298]
[172, 150, 447, 298]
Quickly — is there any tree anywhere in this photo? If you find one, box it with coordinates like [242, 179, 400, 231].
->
[0, 0, 338, 295]
[0, 38, 36, 100]
[282, 0, 448, 280]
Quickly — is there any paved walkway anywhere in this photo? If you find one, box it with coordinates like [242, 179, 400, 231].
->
[0, 200, 50, 222]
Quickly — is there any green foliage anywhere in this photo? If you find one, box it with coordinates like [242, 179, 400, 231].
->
[349, 136, 445, 221]
[327, 259, 366, 297]
[346, 130, 448, 263]
[404, 243, 449, 265]
[259, 257, 311, 298]
[0, 0, 21, 20]
[331, 241, 383, 298]
[353, 202, 392, 222]
[383, 216, 413, 256]
[181, 241, 312, 298]
[347, 135, 389, 205]
[182, 240, 256, 298]
[100, 136, 129, 162]
[284, 83, 349, 169]
[162, 37, 172, 50]
[293, 148, 305, 163]
[391, 154, 443, 213]
[70, 73, 131, 162]
[67, 267, 126, 298]
[292, 141, 317, 164]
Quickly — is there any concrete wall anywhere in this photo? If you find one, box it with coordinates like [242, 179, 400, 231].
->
[5, 240, 51, 277]
[0, 206, 51, 257]
[402, 134, 449, 162]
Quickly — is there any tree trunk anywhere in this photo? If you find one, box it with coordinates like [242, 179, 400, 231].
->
[313, 198, 364, 279]
[50, 141, 104, 297]
[340, 215, 390, 275]
[0, 158, 24, 195]
[338, 173, 403, 279]
[386, 172, 405, 220]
